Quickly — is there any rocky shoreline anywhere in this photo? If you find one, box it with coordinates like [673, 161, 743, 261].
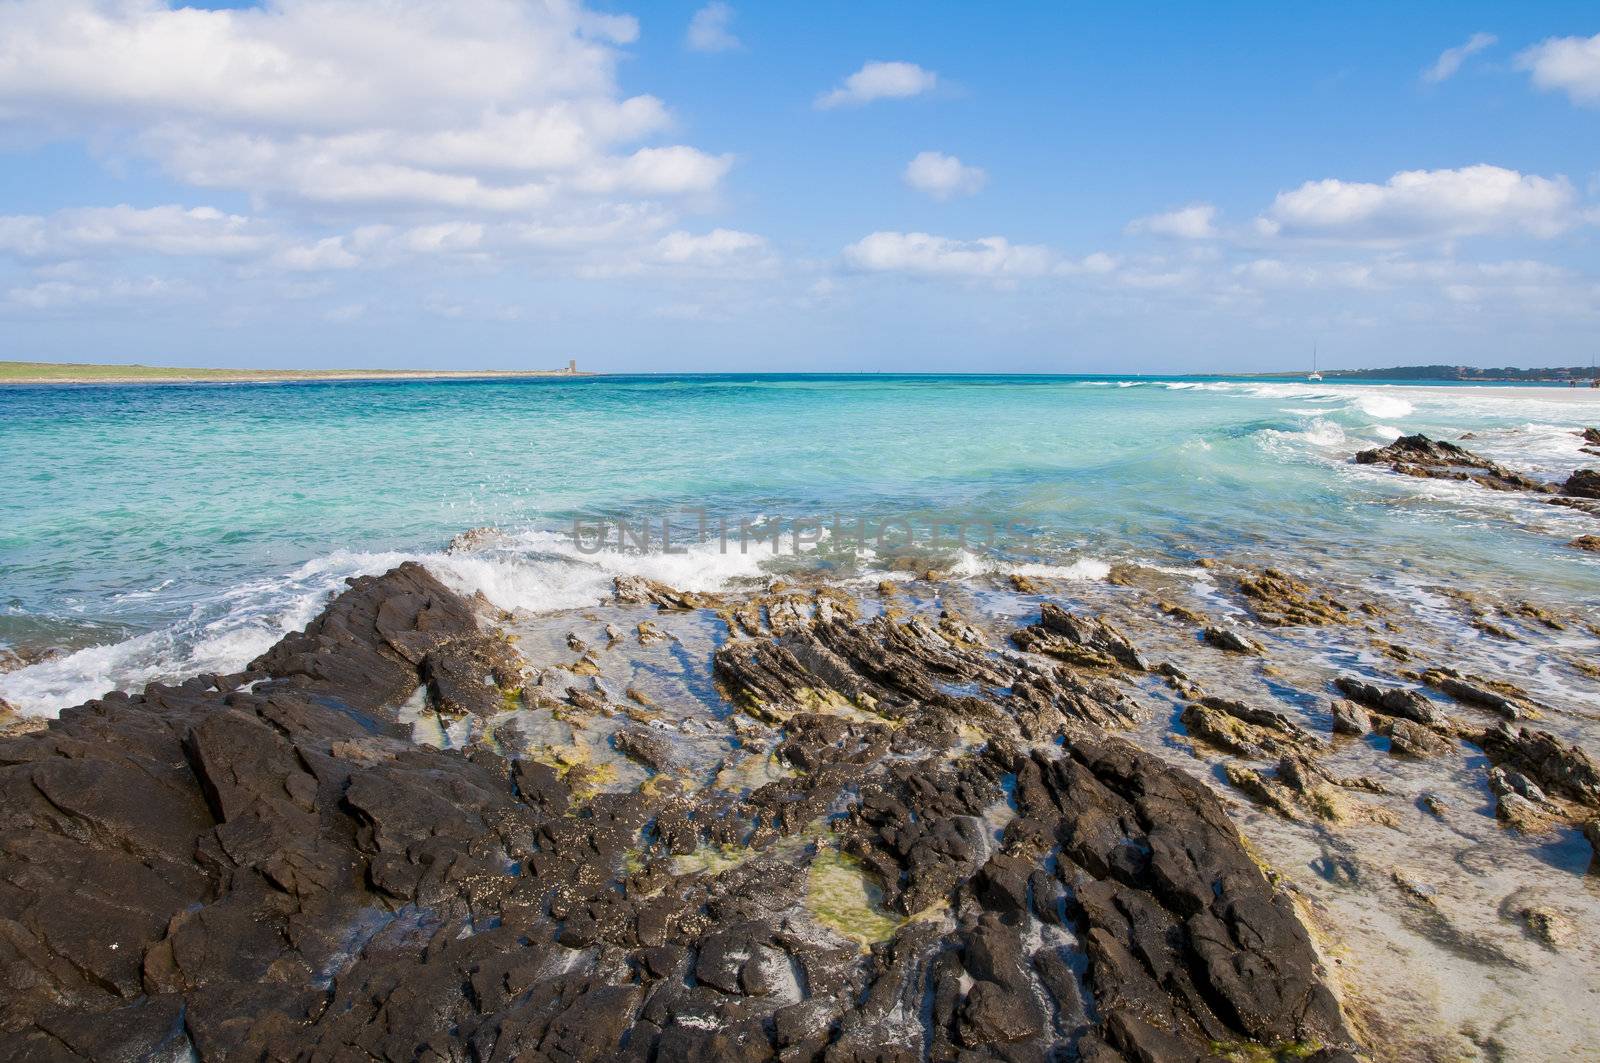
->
[0, 558, 1379, 1062]
[3, 509, 1597, 1062]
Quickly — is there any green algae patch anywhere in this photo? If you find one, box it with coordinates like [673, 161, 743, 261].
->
[528, 740, 618, 800]
[806, 847, 903, 950]
[1209, 1040, 1324, 1063]
[673, 843, 747, 877]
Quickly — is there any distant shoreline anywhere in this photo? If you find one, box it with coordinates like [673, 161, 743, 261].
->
[0, 361, 589, 385]
[3, 360, 1598, 388]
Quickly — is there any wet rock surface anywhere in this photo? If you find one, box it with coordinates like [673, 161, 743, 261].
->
[1562, 469, 1600, 499]
[1354, 434, 1552, 493]
[0, 566, 1363, 1062]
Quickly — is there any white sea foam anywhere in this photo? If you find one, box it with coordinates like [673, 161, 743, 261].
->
[1353, 394, 1414, 419]
[0, 553, 388, 717]
[0, 528, 807, 717]
[1256, 417, 1347, 455]
[980, 557, 1112, 581]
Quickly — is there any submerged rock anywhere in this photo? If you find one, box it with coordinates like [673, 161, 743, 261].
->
[1202, 624, 1264, 654]
[1238, 567, 1351, 626]
[445, 525, 510, 553]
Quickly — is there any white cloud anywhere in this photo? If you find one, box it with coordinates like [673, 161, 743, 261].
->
[903, 152, 987, 200]
[1517, 33, 1600, 106]
[270, 237, 360, 272]
[0, 205, 268, 258]
[816, 61, 937, 109]
[1423, 32, 1496, 83]
[686, 3, 740, 52]
[1127, 204, 1218, 240]
[655, 228, 766, 263]
[842, 232, 1052, 277]
[1256, 165, 1581, 244]
[577, 228, 772, 277]
[1059, 252, 1119, 275]
[0, 0, 728, 213]
[6, 275, 194, 310]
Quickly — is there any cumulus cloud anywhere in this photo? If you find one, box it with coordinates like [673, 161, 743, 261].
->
[842, 232, 1052, 277]
[903, 152, 987, 200]
[1423, 32, 1497, 83]
[270, 237, 361, 272]
[816, 61, 937, 109]
[1256, 165, 1581, 244]
[0, 0, 730, 213]
[1127, 204, 1218, 239]
[686, 3, 740, 52]
[1517, 33, 1600, 106]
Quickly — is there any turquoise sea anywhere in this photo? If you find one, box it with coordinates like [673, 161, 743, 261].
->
[3, 373, 1597, 713]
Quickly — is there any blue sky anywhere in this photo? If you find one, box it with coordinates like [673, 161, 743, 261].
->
[0, 1, 1597, 372]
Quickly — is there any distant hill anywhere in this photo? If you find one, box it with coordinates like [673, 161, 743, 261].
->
[1321, 364, 1599, 383]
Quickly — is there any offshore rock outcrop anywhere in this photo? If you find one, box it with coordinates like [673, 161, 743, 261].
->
[1562, 469, 1600, 500]
[1354, 434, 1551, 493]
[0, 567, 1358, 1062]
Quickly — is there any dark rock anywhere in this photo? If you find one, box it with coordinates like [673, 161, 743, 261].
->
[0, 564, 1357, 1063]
[1334, 676, 1442, 725]
[1418, 668, 1531, 719]
[1181, 695, 1319, 758]
[1330, 699, 1370, 736]
[1355, 434, 1552, 493]
[1012, 603, 1149, 671]
[613, 727, 677, 773]
[1478, 723, 1600, 807]
[1562, 468, 1600, 499]
[1488, 766, 1547, 804]
[1570, 535, 1600, 552]
[1382, 718, 1454, 758]
[974, 853, 1031, 921]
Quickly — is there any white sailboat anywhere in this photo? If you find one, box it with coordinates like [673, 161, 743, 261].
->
[1307, 342, 1322, 382]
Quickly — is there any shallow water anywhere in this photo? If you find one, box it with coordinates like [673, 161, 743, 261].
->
[3, 374, 1596, 713]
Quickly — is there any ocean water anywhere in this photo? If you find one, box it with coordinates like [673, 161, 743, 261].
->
[2, 373, 1598, 714]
